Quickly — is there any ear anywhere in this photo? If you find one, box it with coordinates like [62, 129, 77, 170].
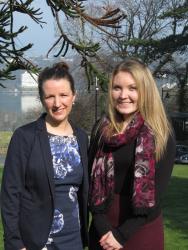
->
[72, 91, 77, 104]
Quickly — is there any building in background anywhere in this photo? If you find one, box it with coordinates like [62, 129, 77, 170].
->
[21, 71, 38, 90]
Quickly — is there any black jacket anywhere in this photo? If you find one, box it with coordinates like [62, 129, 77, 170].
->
[1, 114, 89, 250]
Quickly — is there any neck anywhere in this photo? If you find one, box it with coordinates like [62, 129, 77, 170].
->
[121, 113, 136, 131]
[45, 116, 73, 136]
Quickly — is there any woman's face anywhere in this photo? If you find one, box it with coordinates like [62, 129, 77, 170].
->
[111, 71, 138, 121]
[42, 78, 75, 125]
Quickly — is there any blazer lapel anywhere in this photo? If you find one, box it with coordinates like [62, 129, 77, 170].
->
[37, 114, 55, 201]
[72, 125, 88, 192]
[39, 131, 55, 197]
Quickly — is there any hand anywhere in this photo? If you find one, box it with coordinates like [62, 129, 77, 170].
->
[20, 248, 26, 250]
[99, 231, 123, 250]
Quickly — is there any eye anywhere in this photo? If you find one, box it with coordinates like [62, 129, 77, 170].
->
[112, 84, 121, 90]
[129, 85, 137, 91]
[45, 95, 53, 99]
[60, 93, 68, 97]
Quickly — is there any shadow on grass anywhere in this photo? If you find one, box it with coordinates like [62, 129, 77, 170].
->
[163, 176, 188, 241]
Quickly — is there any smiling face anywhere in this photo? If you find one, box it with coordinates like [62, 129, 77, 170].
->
[111, 71, 138, 122]
[42, 78, 75, 125]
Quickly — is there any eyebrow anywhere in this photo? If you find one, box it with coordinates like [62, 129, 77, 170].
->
[113, 82, 136, 86]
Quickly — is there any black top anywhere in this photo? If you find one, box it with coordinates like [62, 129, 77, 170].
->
[90, 134, 176, 245]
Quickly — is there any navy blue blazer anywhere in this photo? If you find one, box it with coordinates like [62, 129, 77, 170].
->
[1, 114, 89, 250]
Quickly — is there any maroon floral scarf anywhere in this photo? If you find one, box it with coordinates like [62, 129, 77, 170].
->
[89, 112, 156, 215]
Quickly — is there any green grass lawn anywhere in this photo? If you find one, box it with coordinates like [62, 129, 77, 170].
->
[0, 165, 188, 250]
[0, 131, 12, 145]
[0, 167, 3, 250]
[0, 131, 12, 157]
[163, 165, 188, 250]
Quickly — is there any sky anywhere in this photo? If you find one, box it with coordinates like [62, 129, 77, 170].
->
[13, 0, 101, 58]
[14, 0, 55, 57]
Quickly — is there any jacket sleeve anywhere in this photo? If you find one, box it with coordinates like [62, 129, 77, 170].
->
[1, 128, 30, 250]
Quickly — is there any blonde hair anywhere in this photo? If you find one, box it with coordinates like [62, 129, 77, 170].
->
[108, 58, 172, 161]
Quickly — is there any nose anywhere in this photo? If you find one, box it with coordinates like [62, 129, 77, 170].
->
[119, 89, 128, 99]
[54, 96, 61, 107]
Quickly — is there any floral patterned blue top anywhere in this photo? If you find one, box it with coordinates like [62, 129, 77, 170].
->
[46, 134, 83, 250]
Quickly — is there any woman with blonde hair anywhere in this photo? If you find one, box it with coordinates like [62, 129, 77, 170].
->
[88, 58, 175, 250]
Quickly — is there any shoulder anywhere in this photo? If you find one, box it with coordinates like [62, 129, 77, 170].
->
[6, 120, 38, 157]
[90, 115, 106, 137]
[70, 122, 88, 143]
[16, 120, 37, 133]
[10, 115, 44, 146]
[75, 126, 88, 139]
[156, 132, 176, 168]
[13, 113, 46, 137]
[165, 131, 176, 155]
[12, 122, 34, 137]
[13, 120, 38, 139]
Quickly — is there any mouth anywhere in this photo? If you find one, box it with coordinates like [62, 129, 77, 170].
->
[117, 101, 132, 106]
[52, 108, 65, 113]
